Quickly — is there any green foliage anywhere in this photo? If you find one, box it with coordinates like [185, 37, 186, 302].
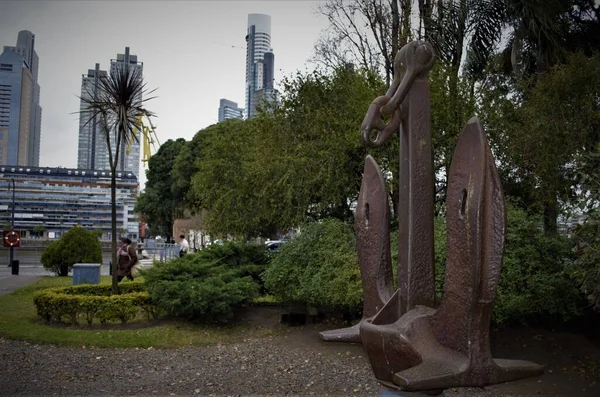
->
[571, 210, 600, 310]
[430, 63, 476, 205]
[40, 226, 102, 277]
[142, 242, 267, 319]
[183, 66, 385, 237]
[262, 219, 362, 313]
[1, 276, 277, 348]
[33, 282, 156, 325]
[136, 138, 186, 239]
[433, 216, 447, 300]
[479, 52, 600, 230]
[493, 201, 583, 325]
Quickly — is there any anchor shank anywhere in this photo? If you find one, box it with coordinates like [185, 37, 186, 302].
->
[397, 74, 436, 314]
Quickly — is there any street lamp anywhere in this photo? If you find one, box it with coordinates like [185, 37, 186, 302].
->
[9, 178, 15, 269]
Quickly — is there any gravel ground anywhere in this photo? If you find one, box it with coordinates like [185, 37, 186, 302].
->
[0, 334, 379, 396]
[1, 320, 598, 396]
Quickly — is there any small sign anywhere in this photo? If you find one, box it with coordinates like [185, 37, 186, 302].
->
[3, 230, 20, 247]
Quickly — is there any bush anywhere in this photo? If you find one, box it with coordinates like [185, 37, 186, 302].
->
[190, 241, 271, 294]
[41, 226, 102, 276]
[262, 219, 362, 314]
[142, 242, 267, 319]
[33, 282, 158, 325]
[570, 209, 600, 310]
[492, 202, 583, 325]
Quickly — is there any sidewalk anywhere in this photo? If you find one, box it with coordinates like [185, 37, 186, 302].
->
[0, 275, 43, 297]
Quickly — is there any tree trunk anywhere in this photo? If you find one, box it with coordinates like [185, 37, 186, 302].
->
[543, 195, 558, 235]
[111, 168, 119, 294]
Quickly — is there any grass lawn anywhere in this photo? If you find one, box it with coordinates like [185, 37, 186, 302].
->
[0, 276, 277, 348]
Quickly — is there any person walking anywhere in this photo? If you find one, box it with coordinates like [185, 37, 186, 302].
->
[116, 237, 138, 282]
[179, 234, 189, 258]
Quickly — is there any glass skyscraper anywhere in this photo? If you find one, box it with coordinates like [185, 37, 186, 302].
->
[77, 47, 142, 178]
[0, 30, 42, 167]
[245, 14, 277, 119]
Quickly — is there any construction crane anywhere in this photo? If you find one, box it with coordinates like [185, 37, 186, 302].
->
[127, 114, 160, 166]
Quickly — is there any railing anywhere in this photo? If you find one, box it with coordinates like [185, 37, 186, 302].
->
[1, 242, 182, 267]
[135, 242, 180, 263]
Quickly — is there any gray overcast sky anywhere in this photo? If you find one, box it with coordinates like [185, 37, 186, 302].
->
[0, 0, 329, 186]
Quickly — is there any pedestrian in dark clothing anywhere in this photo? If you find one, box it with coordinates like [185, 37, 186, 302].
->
[116, 237, 138, 282]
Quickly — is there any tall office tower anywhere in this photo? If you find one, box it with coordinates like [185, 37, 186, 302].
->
[0, 30, 42, 166]
[218, 99, 244, 122]
[77, 63, 108, 170]
[253, 50, 278, 115]
[78, 47, 143, 177]
[245, 14, 276, 119]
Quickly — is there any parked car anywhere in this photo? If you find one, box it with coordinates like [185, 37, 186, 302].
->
[266, 240, 286, 253]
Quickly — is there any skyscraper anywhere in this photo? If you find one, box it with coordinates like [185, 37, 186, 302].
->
[218, 99, 244, 122]
[77, 47, 143, 177]
[245, 14, 276, 119]
[0, 30, 42, 166]
[77, 64, 108, 170]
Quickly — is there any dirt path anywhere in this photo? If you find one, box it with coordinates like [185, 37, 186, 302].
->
[1, 307, 599, 396]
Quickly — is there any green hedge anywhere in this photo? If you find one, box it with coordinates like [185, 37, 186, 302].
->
[33, 282, 161, 325]
[142, 242, 267, 320]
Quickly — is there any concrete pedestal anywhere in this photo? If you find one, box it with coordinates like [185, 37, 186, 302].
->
[72, 263, 101, 285]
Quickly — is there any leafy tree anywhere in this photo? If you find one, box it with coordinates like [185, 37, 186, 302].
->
[479, 52, 600, 232]
[136, 138, 186, 239]
[79, 60, 155, 293]
[41, 226, 102, 276]
[187, 66, 385, 238]
[171, 141, 197, 210]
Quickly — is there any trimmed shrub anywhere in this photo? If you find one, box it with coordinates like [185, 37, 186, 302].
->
[33, 282, 158, 325]
[41, 226, 102, 276]
[141, 241, 267, 319]
[262, 219, 362, 314]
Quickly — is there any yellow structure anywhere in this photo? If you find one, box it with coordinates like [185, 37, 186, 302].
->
[127, 114, 159, 165]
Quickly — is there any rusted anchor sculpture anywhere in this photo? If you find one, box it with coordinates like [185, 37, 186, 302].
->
[320, 41, 543, 393]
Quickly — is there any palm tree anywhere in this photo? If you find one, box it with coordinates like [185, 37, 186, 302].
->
[79, 60, 155, 293]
